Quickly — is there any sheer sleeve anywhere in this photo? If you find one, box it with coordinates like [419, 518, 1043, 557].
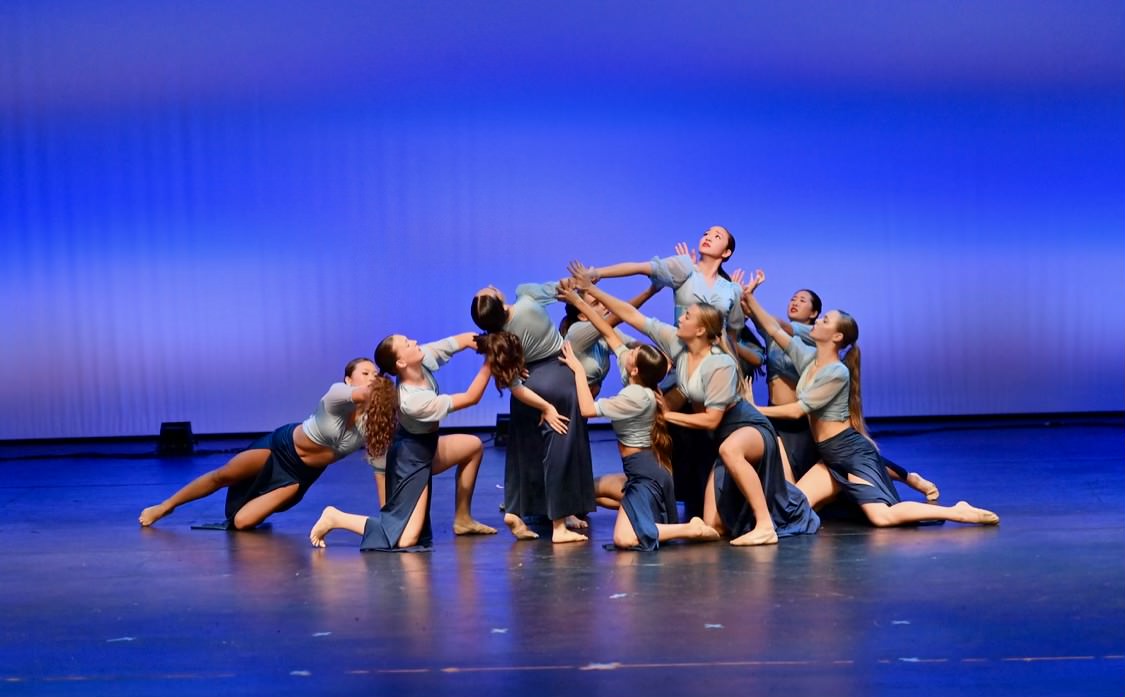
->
[798, 364, 849, 414]
[565, 321, 600, 353]
[648, 255, 694, 290]
[724, 285, 747, 332]
[595, 385, 652, 420]
[400, 387, 455, 423]
[642, 317, 684, 361]
[322, 383, 356, 413]
[784, 336, 817, 374]
[700, 354, 739, 410]
[421, 336, 461, 372]
[515, 281, 560, 307]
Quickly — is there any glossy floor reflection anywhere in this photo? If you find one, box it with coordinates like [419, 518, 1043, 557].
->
[1, 416, 1122, 696]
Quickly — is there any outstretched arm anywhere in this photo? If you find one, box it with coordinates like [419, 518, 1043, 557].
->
[663, 407, 724, 431]
[741, 270, 792, 351]
[568, 261, 650, 335]
[560, 342, 598, 418]
[558, 282, 627, 352]
[448, 361, 494, 411]
[587, 260, 654, 281]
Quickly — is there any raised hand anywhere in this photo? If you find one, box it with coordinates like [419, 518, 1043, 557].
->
[729, 268, 747, 289]
[674, 242, 698, 264]
[567, 260, 596, 290]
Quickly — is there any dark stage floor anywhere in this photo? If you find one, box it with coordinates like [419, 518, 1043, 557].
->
[1, 417, 1122, 696]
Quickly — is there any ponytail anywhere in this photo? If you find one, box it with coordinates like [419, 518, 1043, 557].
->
[362, 375, 399, 459]
[650, 393, 673, 473]
[843, 344, 869, 439]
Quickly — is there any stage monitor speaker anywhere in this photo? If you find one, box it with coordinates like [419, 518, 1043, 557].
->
[158, 421, 195, 455]
[494, 414, 511, 447]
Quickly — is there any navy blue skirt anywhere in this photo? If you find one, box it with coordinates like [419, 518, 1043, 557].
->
[712, 401, 820, 538]
[504, 355, 595, 521]
[223, 423, 325, 525]
[816, 428, 902, 506]
[770, 416, 819, 482]
[618, 450, 678, 551]
[361, 429, 437, 552]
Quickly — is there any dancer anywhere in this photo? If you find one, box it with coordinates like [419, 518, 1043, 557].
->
[139, 358, 382, 529]
[472, 280, 593, 543]
[569, 263, 819, 545]
[559, 285, 721, 549]
[741, 270, 998, 527]
[310, 333, 496, 550]
[558, 284, 657, 398]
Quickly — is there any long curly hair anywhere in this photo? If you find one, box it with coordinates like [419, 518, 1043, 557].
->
[470, 292, 526, 391]
[632, 344, 673, 473]
[362, 335, 400, 459]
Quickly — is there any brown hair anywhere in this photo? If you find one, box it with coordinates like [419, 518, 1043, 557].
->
[694, 302, 746, 383]
[344, 357, 372, 379]
[833, 312, 867, 438]
[362, 336, 400, 459]
[713, 226, 736, 281]
[632, 345, 673, 473]
[474, 331, 526, 392]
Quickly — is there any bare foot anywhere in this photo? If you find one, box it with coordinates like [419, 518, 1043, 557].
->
[309, 506, 340, 548]
[565, 515, 589, 530]
[504, 513, 539, 540]
[730, 526, 779, 546]
[907, 472, 941, 502]
[552, 528, 589, 544]
[139, 503, 172, 527]
[453, 518, 498, 536]
[952, 500, 999, 525]
[688, 516, 722, 542]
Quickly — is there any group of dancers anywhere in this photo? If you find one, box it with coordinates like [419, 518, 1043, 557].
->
[139, 225, 999, 551]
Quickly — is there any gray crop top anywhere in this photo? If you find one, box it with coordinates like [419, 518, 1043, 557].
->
[565, 321, 632, 387]
[643, 317, 740, 411]
[301, 382, 364, 456]
[767, 322, 814, 383]
[595, 383, 657, 448]
[784, 339, 851, 422]
[649, 254, 746, 333]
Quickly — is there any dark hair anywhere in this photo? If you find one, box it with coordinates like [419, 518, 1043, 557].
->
[373, 335, 398, 377]
[715, 226, 736, 281]
[631, 345, 673, 472]
[738, 326, 766, 379]
[559, 302, 583, 337]
[471, 294, 507, 333]
[344, 357, 372, 379]
[797, 288, 823, 322]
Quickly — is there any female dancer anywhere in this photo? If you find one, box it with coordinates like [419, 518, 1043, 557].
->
[741, 270, 998, 527]
[138, 358, 382, 529]
[309, 333, 496, 550]
[559, 286, 721, 549]
[472, 280, 593, 543]
[569, 263, 819, 545]
[558, 284, 657, 398]
[755, 287, 939, 499]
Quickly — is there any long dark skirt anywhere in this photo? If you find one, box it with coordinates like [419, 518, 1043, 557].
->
[712, 401, 820, 538]
[618, 450, 678, 551]
[504, 356, 595, 521]
[816, 428, 902, 506]
[223, 423, 324, 525]
[770, 416, 820, 482]
[361, 429, 437, 552]
[669, 422, 716, 520]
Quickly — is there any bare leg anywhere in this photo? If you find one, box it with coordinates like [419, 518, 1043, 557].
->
[595, 473, 626, 510]
[504, 513, 539, 540]
[432, 434, 496, 535]
[231, 484, 299, 529]
[374, 471, 387, 508]
[718, 427, 778, 546]
[702, 469, 727, 535]
[396, 484, 432, 548]
[612, 507, 640, 548]
[139, 449, 270, 526]
[552, 517, 588, 544]
[778, 436, 795, 484]
[862, 500, 999, 527]
[309, 505, 369, 547]
[657, 516, 721, 543]
[795, 462, 840, 510]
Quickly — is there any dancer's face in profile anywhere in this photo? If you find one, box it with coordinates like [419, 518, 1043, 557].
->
[390, 335, 425, 369]
[676, 305, 706, 342]
[809, 311, 844, 346]
[698, 226, 732, 261]
[788, 291, 819, 324]
[345, 360, 377, 387]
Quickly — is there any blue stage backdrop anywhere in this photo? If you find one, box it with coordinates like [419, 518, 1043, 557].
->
[1, 2, 1122, 440]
